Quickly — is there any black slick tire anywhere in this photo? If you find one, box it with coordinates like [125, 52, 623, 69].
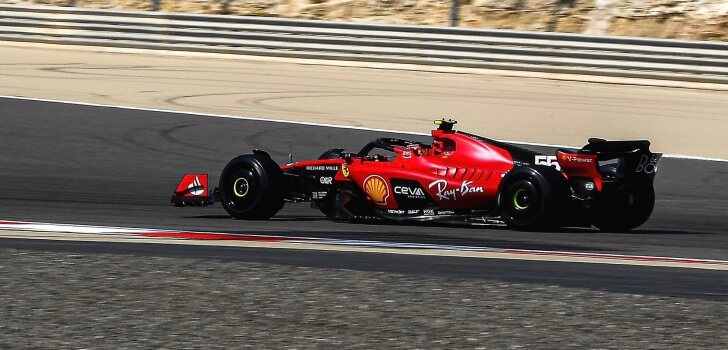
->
[497, 165, 569, 231]
[591, 183, 654, 232]
[218, 154, 285, 220]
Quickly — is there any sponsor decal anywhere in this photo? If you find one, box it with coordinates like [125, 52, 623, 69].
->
[175, 174, 209, 197]
[394, 186, 426, 199]
[436, 210, 455, 215]
[636, 154, 659, 174]
[428, 180, 484, 201]
[312, 191, 328, 199]
[402, 150, 413, 159]
[429, 180, 456, 200]
[565, 155, 593, 163]
[391, 179, 433, 207]
[363, 175, 390, 205]
[585, 182, 595, 190]
[423, 209, 435, 216]
[188, 176, 205, 196]
[305, 165, 340, 171]
[320, 176, 333, 185]
[387, 209, 405, 214]
[407, 209, 420, 215]
[341, 164, 350, 178]
[461, 181, 485, 196]
[535, 155, 561, 170]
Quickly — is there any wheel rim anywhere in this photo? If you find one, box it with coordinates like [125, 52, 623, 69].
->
[225, 168, 259, 210]
[512, 188, 531, 210]
[501, 179, 542, 226]
[233, 177, 250, 197]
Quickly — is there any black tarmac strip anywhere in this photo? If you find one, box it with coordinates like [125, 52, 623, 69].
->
[2, 238, 728, 301]
[2, 97, 728, 300]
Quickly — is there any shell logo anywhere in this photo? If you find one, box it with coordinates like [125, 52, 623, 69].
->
[363, 175, 389, 205]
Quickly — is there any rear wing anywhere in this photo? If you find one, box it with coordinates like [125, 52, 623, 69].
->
[558, 138, 661, 183]
[581, 138, 661, 179]
[582, 138, 650, 158]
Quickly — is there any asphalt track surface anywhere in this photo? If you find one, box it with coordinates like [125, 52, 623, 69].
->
[2, 97, 728, 299]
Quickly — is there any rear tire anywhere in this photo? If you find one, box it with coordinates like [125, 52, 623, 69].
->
[219, 154, 285, 220]
[497, 165, 569, 231]
[591, 183, 654, 232]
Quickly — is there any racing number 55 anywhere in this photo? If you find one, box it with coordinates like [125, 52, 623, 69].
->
[535, 155, 561, 171]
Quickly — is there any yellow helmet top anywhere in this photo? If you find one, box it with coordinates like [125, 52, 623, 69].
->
[434, 118, 457, 131]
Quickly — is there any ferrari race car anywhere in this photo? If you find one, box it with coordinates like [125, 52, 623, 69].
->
[172, 119, 661, 231]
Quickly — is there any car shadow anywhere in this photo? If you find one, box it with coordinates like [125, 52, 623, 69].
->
[183, 214, 330, 222]
[187, 218, 605, 252]
[183, 214, 716, 235]
[604, 228, 715, 235]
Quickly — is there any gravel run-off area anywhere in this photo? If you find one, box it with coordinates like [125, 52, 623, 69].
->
[1, 248, 727, 349]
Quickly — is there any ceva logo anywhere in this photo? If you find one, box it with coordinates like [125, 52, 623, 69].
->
[394, 186, 425, 197]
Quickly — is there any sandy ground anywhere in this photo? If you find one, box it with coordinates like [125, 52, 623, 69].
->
[1, 42, 727, 159]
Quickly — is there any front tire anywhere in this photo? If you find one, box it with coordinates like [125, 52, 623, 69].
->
[219, 154, 285, 220]
[497, 165, 569, 231]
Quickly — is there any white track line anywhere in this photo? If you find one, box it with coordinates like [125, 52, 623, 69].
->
[2, 94, 726, 162]
[1, 220, 727, 271]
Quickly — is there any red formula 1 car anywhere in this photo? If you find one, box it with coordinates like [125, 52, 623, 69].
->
[172, 119, 661, 231]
